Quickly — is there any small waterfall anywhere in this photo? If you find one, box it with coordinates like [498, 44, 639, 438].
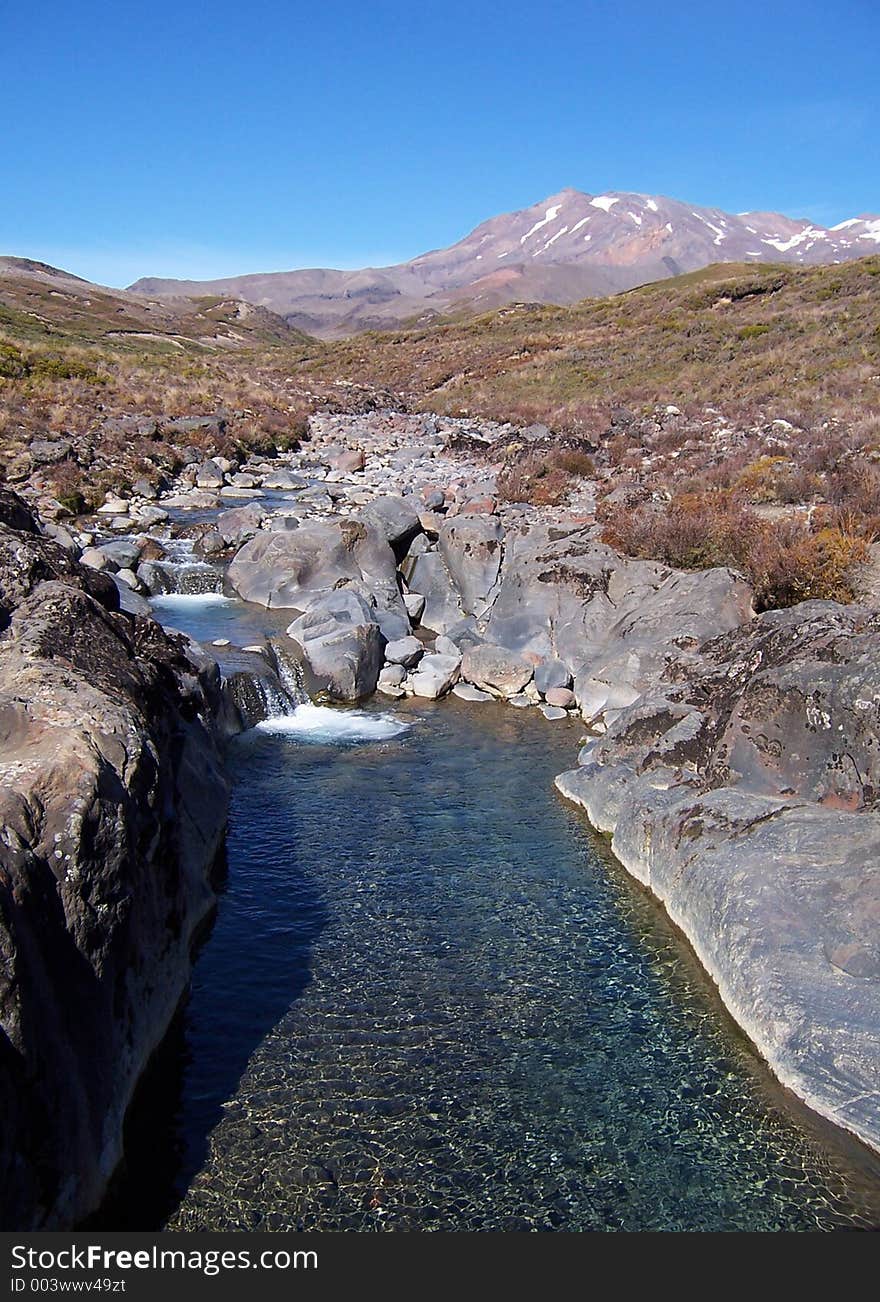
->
[222, 667, 299, 731]
[265, 641, 309, 706]
[139, 538, 224, 596]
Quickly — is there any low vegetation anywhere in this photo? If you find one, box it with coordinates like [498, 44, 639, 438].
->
[1, 254, 878, 606]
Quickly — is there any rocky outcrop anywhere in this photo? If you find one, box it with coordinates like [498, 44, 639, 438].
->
[556, 602, 880, 1153]
[0, 492, 228, 1229]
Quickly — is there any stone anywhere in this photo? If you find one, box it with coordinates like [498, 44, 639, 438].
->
[420, 487, 446, 511]
[434, 634, 461, 658]
[97, 495, 129, 515]
[460, 495, 497, 515]
[405, 552, 464, 634]
[261, 468, 306, 490]
[409, 652, 461, 699]
[534, 659, 572, 694]
[461, 643, 533, 698]
[357, 495, 422, 559]
[28, 438, 72, 466]
[384, 635, 423, 668]
[404, 591, 426, 623]
[286, 589, 385, 701]
[131, 477, 157, 500]
[438, 515, 504, 617]
[330, 448, 365, 474]
[452, 683, 492, 702]
[0, 491, 227, 1229]
[541, 704, 568, 720]
[80, 546, 110, 571]
[133, 504, 168, 527]
[544, 686, 576, 709]
[227, 520, 406, 634]
[217, 503, 266, 548]
[195, 459, 225, 489]
[378, 662, 406, 687]
[94, 538, 143, 571]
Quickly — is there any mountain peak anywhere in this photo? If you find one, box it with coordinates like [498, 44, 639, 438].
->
[128, 188, 880, 338]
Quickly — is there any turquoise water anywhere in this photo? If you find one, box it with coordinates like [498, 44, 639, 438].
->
[108, 593, 880, 1231]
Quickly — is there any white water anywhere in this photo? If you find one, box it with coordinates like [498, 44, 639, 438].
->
[255, 703, 412, 742]
[151, 593, 237, 609]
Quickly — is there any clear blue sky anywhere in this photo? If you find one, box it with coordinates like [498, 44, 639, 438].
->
[4, 0, 878, 286]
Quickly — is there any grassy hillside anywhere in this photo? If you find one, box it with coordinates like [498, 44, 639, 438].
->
[300, 257, 880, 435]
[1, 254, 879, 608]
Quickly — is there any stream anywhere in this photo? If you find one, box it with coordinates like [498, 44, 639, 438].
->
[98, 566, 880, 1232]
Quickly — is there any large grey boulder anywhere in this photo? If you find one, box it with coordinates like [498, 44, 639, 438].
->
[226, 519, 406, 631]
[438, 515, 504, 617]
[534, 658, 572, 694]
[195, 458, 225, 489]
[216, 502, 265, 548]
[357, 495, 422, 559]
[286, 589, 384, 701]
[384, 635, 423, 667]
[461, 643, 534, 698]
[405, 551, 464, 634]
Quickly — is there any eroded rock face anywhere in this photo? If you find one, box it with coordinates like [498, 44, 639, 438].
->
[0, 494, 228, 1229]
[556, 600, 880, 1153]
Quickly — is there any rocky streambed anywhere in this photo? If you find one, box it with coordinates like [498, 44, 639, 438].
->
[2, 407, 880, 1228]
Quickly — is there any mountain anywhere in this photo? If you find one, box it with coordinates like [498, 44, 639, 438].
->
[0, 256, 304, 351]
[128, 188, 880, 337]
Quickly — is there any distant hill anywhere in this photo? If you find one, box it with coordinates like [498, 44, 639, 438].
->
[0, 256, 305, 352]
[128, 188, 880, 337]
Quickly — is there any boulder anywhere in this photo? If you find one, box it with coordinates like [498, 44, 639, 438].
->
[261, 469, 306, 491]
[534, 659, 572, 694]
[357, 495, 422, 559]
[286, 589, 384, 701]
[217, 503, 266, 548]
[403, 591, 426, 623]
[452, 683, 492, 702]
[227, 520, 406, 632]
[544, 686, 576, 709]
[461, 643, 534, 698]
[409, 652, 461, 699]
[195, 459, 225, 489]
[405, 552, 464, 634]
[438, 515, 504, 617]
[0, 492, 227, 1229]
[330, 448, 365, 474]
[384, 635, 423, 668]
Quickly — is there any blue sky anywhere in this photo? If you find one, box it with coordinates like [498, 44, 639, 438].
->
[4, 0, 878, 286]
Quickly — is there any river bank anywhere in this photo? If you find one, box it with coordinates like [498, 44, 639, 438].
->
[2, 402, 879, 1227]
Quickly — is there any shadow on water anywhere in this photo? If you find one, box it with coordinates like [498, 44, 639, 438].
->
[89, 787, 329, 1230]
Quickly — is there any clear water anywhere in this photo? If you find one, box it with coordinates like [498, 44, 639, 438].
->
[114, 592, 880, 1232]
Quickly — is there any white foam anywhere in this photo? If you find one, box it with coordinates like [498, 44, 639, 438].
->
[151, 593, 234, 607]
[255, 703, 411, 742]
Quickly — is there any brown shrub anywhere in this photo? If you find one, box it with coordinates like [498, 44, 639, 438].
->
[603, 490, 869, 609]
